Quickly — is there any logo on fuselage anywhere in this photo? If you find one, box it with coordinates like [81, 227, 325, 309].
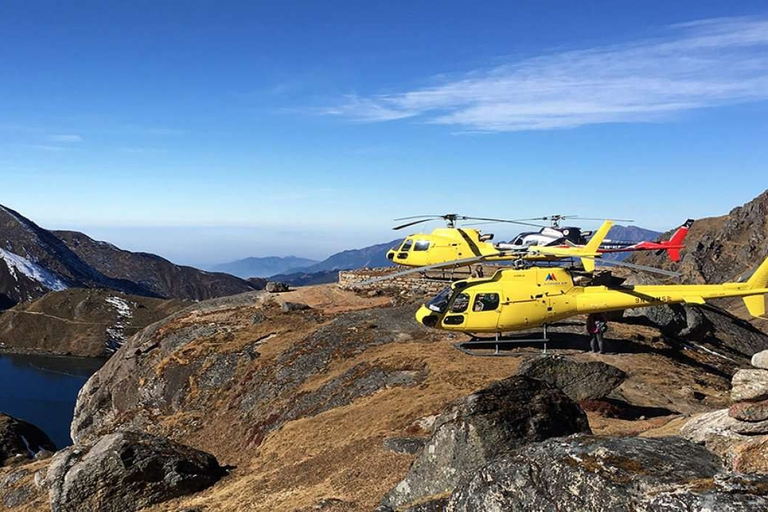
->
[543, 272, 567, 286]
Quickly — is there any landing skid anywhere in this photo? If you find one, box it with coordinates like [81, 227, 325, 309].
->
[454, 325, 549, 357]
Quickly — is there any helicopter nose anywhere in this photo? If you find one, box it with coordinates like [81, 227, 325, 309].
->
[387, 251, 394, 260]
[415, 305, 438, 328]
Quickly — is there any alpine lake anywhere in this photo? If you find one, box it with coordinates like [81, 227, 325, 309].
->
[0, 352, 104, 449]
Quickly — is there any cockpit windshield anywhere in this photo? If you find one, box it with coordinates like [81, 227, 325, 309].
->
[426, 287, 452, 313]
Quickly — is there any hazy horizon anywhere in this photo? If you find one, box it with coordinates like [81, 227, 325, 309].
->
[13, 208, 701, 269]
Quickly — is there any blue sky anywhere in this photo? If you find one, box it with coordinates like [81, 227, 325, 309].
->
[2, 1, 768, 267]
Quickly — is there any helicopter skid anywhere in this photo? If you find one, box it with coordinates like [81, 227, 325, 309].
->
[454, 326, 550, 357]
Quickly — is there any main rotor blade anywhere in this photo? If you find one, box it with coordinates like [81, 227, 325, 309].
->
[393, 215, 445, 221]
[463, 217, 547, 228]
[358, 255, 490, 285]
[574, 216, 634, 223]
[393, 218, 437, 231]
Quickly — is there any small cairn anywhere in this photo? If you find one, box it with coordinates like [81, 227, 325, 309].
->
[730, 351, 768, 426]
[682, 349, 768, 473]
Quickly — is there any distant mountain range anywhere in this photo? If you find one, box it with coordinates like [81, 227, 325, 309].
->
[254, 226, 668, 285]
[265, 227, 669, 285]
[269, 239, 402, 285]
[606, 225, 662, 244]
[0, 204, 256, 309]
[210, 256, 319, 279]
[604, 225, 662, 261]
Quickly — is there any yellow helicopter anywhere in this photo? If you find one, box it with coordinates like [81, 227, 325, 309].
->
[387, 214, 691, 271]
[413, 254, 768, 336]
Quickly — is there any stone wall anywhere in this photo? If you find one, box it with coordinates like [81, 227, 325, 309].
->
[338, 268, 449, 295]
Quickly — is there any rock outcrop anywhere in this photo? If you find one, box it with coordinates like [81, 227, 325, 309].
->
[516, 355, 626, 401]
[265, 281, 290, 293]
[71, 296, 430, 446]
[0, 413, 55, 466]
[447, 436, 768, 511]
[380, 376, 591, 510]
[43, 431, 226, 512]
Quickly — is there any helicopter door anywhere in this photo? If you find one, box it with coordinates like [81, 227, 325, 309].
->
[463, 291, 502, 331]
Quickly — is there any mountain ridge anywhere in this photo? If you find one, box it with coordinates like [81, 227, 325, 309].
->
[0, 204, 257, 310]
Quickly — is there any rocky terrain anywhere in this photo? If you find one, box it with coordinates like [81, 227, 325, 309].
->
[0, 273, 765, 511]
[0, 289, 188, 356]
[1, 191, 768, 511]
[0, 204, 258, 311]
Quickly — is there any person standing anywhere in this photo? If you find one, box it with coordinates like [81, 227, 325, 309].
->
[587, 313, 608, 354]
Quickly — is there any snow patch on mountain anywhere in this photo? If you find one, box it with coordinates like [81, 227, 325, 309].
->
[105, 295, 136, 352]
[0, 248, 68, 291]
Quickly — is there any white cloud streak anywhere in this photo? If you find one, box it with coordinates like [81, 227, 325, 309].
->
[48, 134, 83, 142]
[325, 17, 768, 131]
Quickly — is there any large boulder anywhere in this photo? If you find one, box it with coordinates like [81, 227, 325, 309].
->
[516, 355, 626, 401]
[753, 350, 768, 370]
[447, 436, 768, 511]
[622, 303, 691, 336]
[0, 413, 56, 466]
[380, 376, 591, 510]
[45, 431, 226, 512]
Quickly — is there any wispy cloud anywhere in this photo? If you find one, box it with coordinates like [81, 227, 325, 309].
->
[324, 16, 768, 132]
[48, 134, 83, 142]
[18, 144, 70, 152]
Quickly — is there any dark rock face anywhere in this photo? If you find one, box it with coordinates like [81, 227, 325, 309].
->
[0, 203, 257, 310]
[516, 356, 626, 401]
[0, 204, 151, 308]
[380, 376, 591, 510]
[53, 230, 256, 301]
[447, 436, 768, 511]
[45, 432, 226, 512]
[0, 413, 56, 466]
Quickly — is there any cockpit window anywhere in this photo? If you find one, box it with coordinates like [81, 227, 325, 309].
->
[473, 293, 500, 312]
[401, 239, 413, 252]
[450, 293, 470, 313]
[426, 287, 452, 313]
[414, 240, 430, 251]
